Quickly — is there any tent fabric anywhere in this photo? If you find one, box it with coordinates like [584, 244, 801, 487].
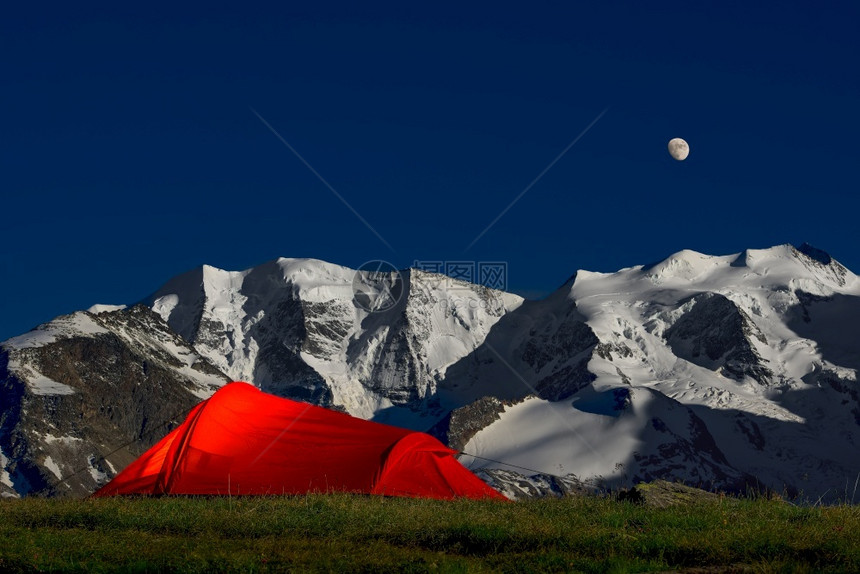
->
[93, 381, 505, 500]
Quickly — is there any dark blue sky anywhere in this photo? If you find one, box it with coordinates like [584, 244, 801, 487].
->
[2, 2, 858, 341]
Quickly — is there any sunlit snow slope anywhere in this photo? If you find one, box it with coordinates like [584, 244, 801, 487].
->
[459, 244, 860, 500]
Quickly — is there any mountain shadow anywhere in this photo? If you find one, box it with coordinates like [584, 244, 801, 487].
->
[787, 291, 860, 371]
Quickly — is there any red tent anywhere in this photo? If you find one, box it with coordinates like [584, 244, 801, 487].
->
[93, 382, 505, 500]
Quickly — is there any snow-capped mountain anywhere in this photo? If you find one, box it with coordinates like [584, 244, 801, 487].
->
[2, 244, 858, 500]
[457, 244, 860, 499]
[143, 259, 522, 425]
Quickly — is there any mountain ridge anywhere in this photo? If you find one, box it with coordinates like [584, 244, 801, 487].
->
[2, 243, 858, 500]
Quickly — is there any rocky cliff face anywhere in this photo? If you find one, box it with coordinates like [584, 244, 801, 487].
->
[146, 261, 522, 422]
[0, 305, 228, 497]
[664, 292, 773, 385]
[2, 244, 859, 501]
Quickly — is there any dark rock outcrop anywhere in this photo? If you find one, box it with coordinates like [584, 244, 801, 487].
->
[665, 293, 773, 385]
[0, 306, 229, 497]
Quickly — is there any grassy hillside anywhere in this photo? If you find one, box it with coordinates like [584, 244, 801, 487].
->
[1, 494, 858, 573]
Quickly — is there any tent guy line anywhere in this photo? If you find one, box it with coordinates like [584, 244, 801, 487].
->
[460, 451, 604, 490]
[460, 452, 566, 481]
[50, 402, 202, 495]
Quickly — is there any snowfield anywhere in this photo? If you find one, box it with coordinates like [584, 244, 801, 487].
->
[459, 245, 860, 498]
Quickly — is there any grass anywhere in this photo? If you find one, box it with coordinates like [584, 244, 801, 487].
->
[0, 494, 858, 573]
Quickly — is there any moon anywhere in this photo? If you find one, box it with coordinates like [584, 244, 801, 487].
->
[668, 138, 690, 161]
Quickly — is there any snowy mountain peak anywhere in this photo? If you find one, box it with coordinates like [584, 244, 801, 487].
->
[643, 248, 725, 282]
[3, 311, 109, 351]
[141, 257, 524, 422]
[455, 244, 860, 499]
[796, 242, 832, 265]
[2, 244, 858, 500]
